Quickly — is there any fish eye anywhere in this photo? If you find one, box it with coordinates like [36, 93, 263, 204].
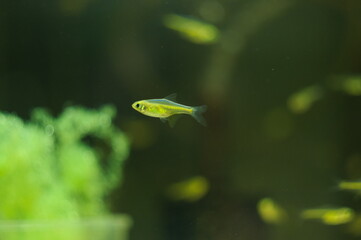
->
[136, 103, 140, 108]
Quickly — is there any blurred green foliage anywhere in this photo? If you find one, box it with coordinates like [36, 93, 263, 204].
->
[0, 106, 128, 220]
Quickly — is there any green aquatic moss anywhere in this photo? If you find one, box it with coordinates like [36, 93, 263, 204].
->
[0, 105, 129, 220]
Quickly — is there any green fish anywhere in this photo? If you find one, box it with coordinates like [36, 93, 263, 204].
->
[132, 94, 207, 127]
[301, 207, 354, 225]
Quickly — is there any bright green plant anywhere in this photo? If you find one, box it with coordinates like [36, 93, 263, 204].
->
[0, 106, 130, 239]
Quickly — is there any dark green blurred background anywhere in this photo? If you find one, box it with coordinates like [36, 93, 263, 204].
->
[1, 0, 361, 239]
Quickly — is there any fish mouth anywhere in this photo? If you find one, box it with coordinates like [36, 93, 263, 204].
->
[131, 102, 137, 110]
[132, 101, 141, 111]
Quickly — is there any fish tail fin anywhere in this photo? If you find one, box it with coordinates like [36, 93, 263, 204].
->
[191, 105, 207, 126]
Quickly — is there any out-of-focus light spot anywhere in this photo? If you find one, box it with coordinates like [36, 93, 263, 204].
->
[287, 86, 323, 114]
[163, 14, 219, 44]
[301, 207, 354, 225]
[58, 0, 91, 15]
[199, 0, 225, 23]
[264, 108, 293, 140]
[166, 176, 209, 202]
[257, 198, 287, 224]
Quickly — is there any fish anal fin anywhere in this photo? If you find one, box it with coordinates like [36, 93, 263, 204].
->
[164, 93, 177, 102]
[160, 118, 167, 123]
[167, 115, 181, 127]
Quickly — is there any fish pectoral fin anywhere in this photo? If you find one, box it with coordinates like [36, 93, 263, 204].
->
[164, 93, 177, 101]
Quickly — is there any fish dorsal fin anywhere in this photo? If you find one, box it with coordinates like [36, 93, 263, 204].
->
[164, 93, 177, 102]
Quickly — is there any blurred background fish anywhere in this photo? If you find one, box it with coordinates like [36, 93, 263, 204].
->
[338, 180, 361, 193]
[163, 14, 219, 44]
[301, 207, 355, 225]
[257, 198, 287, 224]
[166, 176, 209, 202]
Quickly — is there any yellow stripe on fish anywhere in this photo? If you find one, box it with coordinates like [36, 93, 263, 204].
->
[132, 94, 207, 127]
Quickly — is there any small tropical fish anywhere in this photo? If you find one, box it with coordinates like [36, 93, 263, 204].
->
[338, 180, 361, 192]
[287, 85, 323, 114]
[301, 207, 354, 225]
[257, 198, 287, 224]
[132, 94, 207, 127]
[332, 76, 361, 96]
[166, 176, 209, 202]
[163, 14, 219, 44]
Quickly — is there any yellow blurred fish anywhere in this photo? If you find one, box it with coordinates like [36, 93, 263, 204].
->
[163, 14, 219, 44]
[339, 180, 361, 192]
[257, 198, 287, 224]
[166, 176, 209, 202]
[301, 207, 354, 225]
[287, 85, 323, 114]
[132, 94, 207, 127]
